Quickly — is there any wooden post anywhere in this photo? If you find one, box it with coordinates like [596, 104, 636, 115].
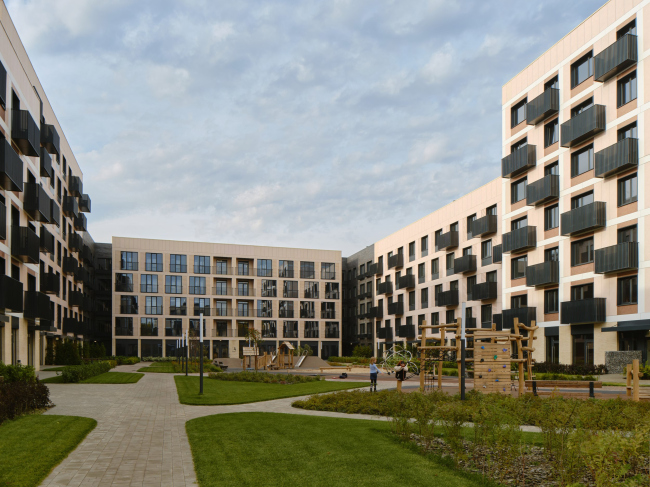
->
[397, 380, 402, 393]
[439, 327, 445, 391]
[514, 318, 524, 395]
[633, 359, 640, 402]
[420, 320, 426, 392]
[456, 318, 462, 395]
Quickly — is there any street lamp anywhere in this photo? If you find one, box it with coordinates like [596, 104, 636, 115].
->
[199, 312, 204, 395]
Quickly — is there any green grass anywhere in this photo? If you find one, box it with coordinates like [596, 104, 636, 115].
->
[41, 372, 144, 384]
[138, 361, 177, 373]
[175, 376, 369, 405]
[186, 413, 494, 487]
[0, 414, 96, 487]
[41, 366, 66, 371]
[138, 361, 219, 374]
[603, 382, 650, 387]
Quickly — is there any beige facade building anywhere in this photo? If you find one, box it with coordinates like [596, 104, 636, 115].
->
[111, 237, 342, 360]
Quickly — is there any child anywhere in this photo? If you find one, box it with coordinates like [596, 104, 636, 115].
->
[369, 357, 381, 392]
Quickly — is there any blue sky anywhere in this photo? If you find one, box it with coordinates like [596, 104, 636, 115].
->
[6, 0, 606, 255]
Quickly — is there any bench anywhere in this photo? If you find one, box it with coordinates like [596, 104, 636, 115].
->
[320, 366, 352, 373]
[525, 380, 602, 398]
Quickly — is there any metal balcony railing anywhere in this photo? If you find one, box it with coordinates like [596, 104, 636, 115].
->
[525, 261, 559, 287]
[560, 202, 606, 236]
[502, 144, 536, 178]
[526, 174, 559, 206]
[560, 105, 606, 148]
[595, 242, 638, 274]
[12, 109, 40, 157]
[595, 138, 638, 178]
[526, 88, 559, 125]
[471, 215, 497, 238]
[0, 138, 22, 192]
[561, 298, 606, 324]
[502, 226, 536, 253]
[594, 34, 637, 82]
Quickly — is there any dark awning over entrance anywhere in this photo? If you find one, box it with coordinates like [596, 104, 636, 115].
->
[602, 320, 650, 333]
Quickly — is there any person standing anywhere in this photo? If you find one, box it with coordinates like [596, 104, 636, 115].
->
[369, 357, 381, 392]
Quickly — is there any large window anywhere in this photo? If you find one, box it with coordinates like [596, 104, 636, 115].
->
[214, 260, 228, 275]
[283, 280, 298, 298]
[571, 191, 593, 209]
[421, 236, 428, 257]
[511, 255, 527, 280]
[115, 317, 134, 336]
[279, 260, 294, 278]
[165, 318, 182, 337]
[214, 300, 228, 317]
[115, 273, 133, 292]
[544, 204, 559, 230]
[544, 289, 559, 314]
[321, 262, 335, 280]
[304, 321, 319, 338]
[481, 240, 492, 265]
[571, 283, 593, 301]
[256, 259, 272, 277]
[546, 334, 559, 364]
[571, 237, 594, 266]
[189, 276, 206, 295]
[145, 296, 163, 315]
[325, 282, 339, 299]
[261, 280, 277, 298]
[257, 300, 273, 318]
[214, 280, 228, 296]
[120, 295, 138, 314]
[571, 97, 593, 117]
[618, 173, 637, 207]
[145, 253, 163, 272]
[570, 144, 593, 177]
[300, 261, 315, 279]
[120, 251, 138, 271]
[165, 275, 183, 294]
[617, 71, 637, 107]
[618, 122, 637, 141]
[262, 321, 276, 338]
[283, 321, 298, 338]
[169, 297, 187, 316]
[570, 52, 593, 88]
[194, 256, 210, 274]
[544, 119, 559, 147]
[511, 98, 527, 127]
[300, 301, 315, 319]
[169, 254, 187, 273]
[140, 318, 158, 337]
[431, 259, 439, 279]
[573, 332, 594, 366]
[279, 301, 294, 318]
[304, 281, 319, 299]
[618, 275, 638, 306]
[140, 274, 158, 293]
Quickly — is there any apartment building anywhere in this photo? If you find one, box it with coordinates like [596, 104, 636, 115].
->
[0, 1, 103, 370]
[111, 237, 342, 360]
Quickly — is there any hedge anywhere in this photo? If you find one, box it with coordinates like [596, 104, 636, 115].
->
[108, 356, 141, 365]
[141, 356, 174, 362]
[0, 363, 36, 383]
[61, 361, 113, 383]
[0, 380, 51, 425]
[533, 362, 607, 375]
[208, 371, 320, 384]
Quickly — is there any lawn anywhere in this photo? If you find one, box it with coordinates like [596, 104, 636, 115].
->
[138, 361, 177, 373]
[0, 415, 96, 487]
[175, 376, 369, 405]
[41, 366, 66, 371]
[138, 361, 219, 374]
[41, 372, 144, 384]
[186, 413, 492, 487]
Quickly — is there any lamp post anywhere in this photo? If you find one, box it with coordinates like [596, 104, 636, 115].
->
[185, 329, 189, 377]
[460, 302, 466, 401]
[199, 313, 204, 395]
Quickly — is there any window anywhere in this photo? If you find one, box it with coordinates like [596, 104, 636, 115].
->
[257, 300, 273, 318]
[321, 302, 335, 319]
[618, 122, 637, 141]
[140, 318, 158, 337]
[237, 261, 251, 276]
[279, 260, 294, 278]
[544, 119, 559, 147]
[618, 276, 638, 305]
[571, 283, 593, 301]
[446, 309, 455, 324]
[434, 284, 443, 302]
[467, 214, 476, 239]
[545, 247, 559, 262]
[481, 304, 492, 326]
[618, 20, 636, 38]
[511, 295, 527, 308]
[325, 322, 339, 339]
[511, 255, 527, 280]
[169, 297, 187, 315]
[304, 281, 319, 299]
[431, 259, 439, 279]
[511, 216, 527, 230]
[214, 300, 228, 317]
[571, 97, 593, 117]
[544, 289, 559, 314]
[571, 191, 593, 209]
[434, 230, 442, 251]
[237, 281, 251, 297]
[409, 291, 415, 311]
[261, 280, 277, 298]
[408, 241, 415, 262]
[300, 261, 315, 279]
[261, 321, 276, 338]
[300, 301, 315, 319]
[571, 237, 594, 266]
[169, 254, 187, 273]
[446, 253, 454, 274]
[487, 271, 497, 283]
[283, 321, 298, 338]
[486, 204, 497, 216]
[189, 276, 206, 295]
[140, 274, 158, 293]
[450, 280, 458, 291]
[618, 225, 637, 243]
[120, 251, 138, 271]
[257, 259, 272, 277]
[546, 334, 559, 364]
[194, 256, 210, 274]
[120, 295, 138, 314]
[145, 253, 163, 272]
[165, 275, 183, 294]
[164, 318, 182, 337]
[544, 75, 559, 90]
[481, 240, 492, 264]
[420, 288, 428, 308]
[544, 204, 559, 230]
[570, 52, 593, 88]
[215, 280, 228, 295]
[466, 276, 476, 300]
[511, 137, 527, 153]
[115, 273, 133, 292]
[304, 321, 319, 338]
[431, 312, 439, 328]
[145, 296, 163, 315]
[511, 98, 527, 127]
[115, 317, 134, 336]
[617, 71, 637, 107]
[325, 282, 339, 299]
[421, 236, 428, 257]
[418, 263, 425, 284]
[545, 161, 559, 176]
[618, 173, 637, 206]
[463, 246, 472, 256]
[321, 262, 335, 280]
[450, 222, 458, 233]
[570, 144, 593, 177]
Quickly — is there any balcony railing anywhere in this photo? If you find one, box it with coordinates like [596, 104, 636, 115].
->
[40, 147, 53, 179]
[40, 272, 59, 295]
[526, 174, 559, 206]
[50, 200, 60, 227]
[24, 183, 51, 223]
[561, 298, 606, 324]
[502, 307, 536, 330]
[377, 326, 393, 341]
[493, 244, 502, 263]
[12, 109, 40, 157]
[63, 317, 85, 336]
[114, 280, 132, 292]
[69, 290, 83, 308]
[595, 242, 638, 274]
[62, 195, 79, 218]
[526, 87, 560, 125]
[470, 281, 497, 301]
[471, 215, 497, 238]
[0, 201, 5, 240]
[387, 302, 404, 315]
[388, 254, 404, 269]
[436, 289, 459, 307]
[41, 123, 60, 155]
[79, 194, 91, 213]
[560, 202, 606, 236]
[11, 226, 39, 264]
[120, 304, 139, 314]
[595, 138, 638, 178]
[398, 274, 415, 289]
[0, 138, 23, 192]
[82, 245, 93, 264]
[560, 105, 606, 148]
[40, 226, 55, 254]
[24, 291, 53, 321]
[74, 213, 87, 232]
[193, 307, 210, 316]
[502, 226, 536, 253]
[377, 281, 393, 295]
[594, 33, 637, 82]
[437, 230, 459, 250]
[525, 261, 559, 287]
[368, 306, 383, 319]
[367, 262, 383, 276]
[0, 275, 23, 312]
[453, 254, 476, 275]
[69, 176, 83, 197]
[502, 144, 536, 178]
[397, 324, 416, 338]
[68, 232, 82, 252]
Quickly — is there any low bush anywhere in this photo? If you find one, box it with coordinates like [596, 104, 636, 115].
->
[141, 356, 174, 362]
[0, 363, 36, 383]
[61, 361, 113, 383]
[209, 371, 320, 384]
[54, 340, 82, 365]
[0, 380, 51, 425]
[352, 345, 373, 358]
[534, 361, 607, 376]
[534, 372, 597, 381]
[108, 356, 141, 365]
[328, 356, 374, 365]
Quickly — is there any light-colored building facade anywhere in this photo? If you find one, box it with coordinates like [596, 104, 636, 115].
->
[111, 237, 342, 360]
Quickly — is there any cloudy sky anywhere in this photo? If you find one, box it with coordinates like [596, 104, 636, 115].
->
[6, 0, 605, 255]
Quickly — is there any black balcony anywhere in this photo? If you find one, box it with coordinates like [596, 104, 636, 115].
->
[50, 200, 60, 227]
[69, 232, 82, 252]
[453, 254, 476, 274]
[356, 272, 366, 281]
[368, 306, 383, 319]
[82, 245, 93, 264]
[40, 147, 53, 179]
[0, 201, 5, 240]
[377, 281, 393, 295]
[0, 138, 23, 192]
[398, 274, 415, 290]
[595, 242, 638, 274]
[438, 230, 459, 250]
[63, 317, 83, 335]
[502, 144, 536, 178]
[526, 174, 559, 206]
[24, 291, 53, 321]
[69, 290, 83, 308]
[388, 254, 404, 269]
[560, 105, 606, 148]
[62, 195, 78, 218]
[561, 298, 606, 324]
[471, 215, 497, 238]
[377, 326, 393, 341]
[502, 307, 536, 330]
[367, 262, 383, 276]
[11, 226, 39, 264]
[41, 123, 60, 155]
[68, 176, 83, 197]
[62, 256, 79, 276]
[11, 109, 39, 157]
[493, 244, 502, 263]
[526, 261, 559, 287]
[40, 272, 59, 295]
[0, 62, 5, 109]
[79, 194, 91, 213]
[594, 34, 637, 82]
[526, 88, 560, 125]
[470, 281, 497, 301]
[436, 289, 459, 307]
[560, 202, 606, 236]
[0, 275, 23, 312]
[193, 306, 211, 317]
[83, 296, 93, 313]
[24, 183, 51, 223]
[40, 226, 54, 254]
[74, 213, 87, 232]
[595, 138, 638, 178]
[397, 324, 416, 338]
[502, 226, 536, 254]
[387, 302, 404, 315]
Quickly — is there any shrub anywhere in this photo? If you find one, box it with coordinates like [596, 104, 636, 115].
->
[0, 380, 51, 425]
[0, 363, 36, 383]
[142, 356, 174, 362]
[55, 340, 82, 365]
[534, 361, 607, 375]
[108, 356, 141, 365]
[44, 341, 55, 365]
[61, 361, 113, 383]
[352, 345, 373, 358]
[293, 344, 313, 357]
[209, 371, 319, 384]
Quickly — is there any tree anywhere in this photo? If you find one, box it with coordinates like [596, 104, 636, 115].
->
[44, 340, 55, 365]
[244, 327, 263, 351]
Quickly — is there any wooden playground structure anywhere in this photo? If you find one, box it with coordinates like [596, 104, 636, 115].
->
[626, 359, 650, 401]
[240, 342, 298, 371]
[418, 317, 538, 395]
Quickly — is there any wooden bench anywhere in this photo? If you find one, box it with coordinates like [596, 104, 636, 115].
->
[525, 380, 602, 398]
[320, 366, 352, 373]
